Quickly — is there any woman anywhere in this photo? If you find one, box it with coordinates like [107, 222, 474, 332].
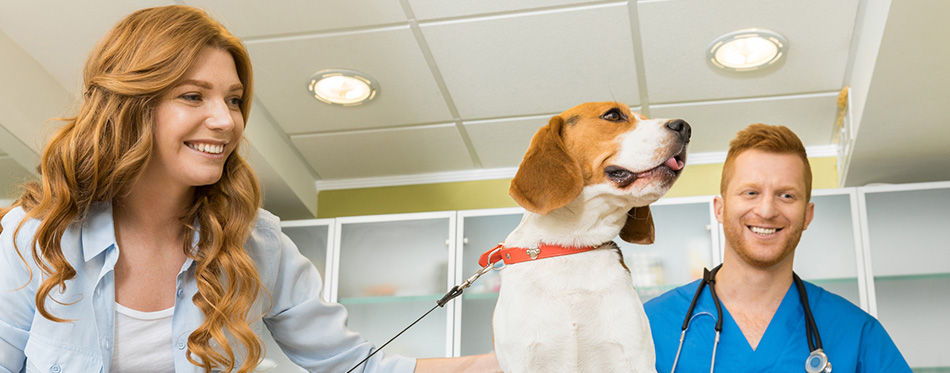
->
[0, 5, 497, 373]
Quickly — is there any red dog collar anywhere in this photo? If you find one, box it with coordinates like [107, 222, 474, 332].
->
[478, 243, 600, 267]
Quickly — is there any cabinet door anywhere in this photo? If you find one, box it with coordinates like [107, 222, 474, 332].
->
[336, 213, 454, 358]
[794, 191, 863, 309]
[455, 208, 523, 356]
[282, 223, 332, 299]
[862, 183, 950, 370]
[615, 198, 716, 302]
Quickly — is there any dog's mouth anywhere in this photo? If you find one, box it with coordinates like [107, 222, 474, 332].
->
[604, 151, 687, 188]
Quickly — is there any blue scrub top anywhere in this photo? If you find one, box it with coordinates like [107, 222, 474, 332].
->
[644, 279, 912, 373]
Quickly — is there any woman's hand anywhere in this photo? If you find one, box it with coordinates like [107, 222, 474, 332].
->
[415, 352, 501, 372]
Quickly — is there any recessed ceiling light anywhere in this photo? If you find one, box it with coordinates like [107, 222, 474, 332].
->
[707, 28, 788, 71]
[308, 69, 379, 106]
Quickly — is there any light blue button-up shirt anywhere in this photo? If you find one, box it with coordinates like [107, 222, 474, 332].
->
[0, 202, 415, 373]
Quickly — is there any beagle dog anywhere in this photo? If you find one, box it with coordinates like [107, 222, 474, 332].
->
[490, 102, 690, 372]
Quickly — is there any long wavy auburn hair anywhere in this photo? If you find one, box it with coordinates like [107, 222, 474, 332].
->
[0, 6, 267, 372]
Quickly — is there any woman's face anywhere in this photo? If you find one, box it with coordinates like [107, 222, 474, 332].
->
[147, 46, 245, 192]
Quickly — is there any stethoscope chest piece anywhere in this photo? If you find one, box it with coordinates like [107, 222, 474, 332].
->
[805, 348, 831, 373]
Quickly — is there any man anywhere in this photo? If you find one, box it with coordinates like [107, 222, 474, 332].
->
[644, 124, 911, 372]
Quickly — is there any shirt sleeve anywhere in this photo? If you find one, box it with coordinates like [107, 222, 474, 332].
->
[252, 211, 416, 373]
[0, 208, 38, 373]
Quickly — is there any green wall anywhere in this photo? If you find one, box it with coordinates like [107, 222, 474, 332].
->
[317, 156, 838, 218]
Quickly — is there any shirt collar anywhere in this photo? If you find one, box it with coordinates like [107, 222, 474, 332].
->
[685, 277, 803, 327]
[80, 201, 203, 265]
[82, 201, 117, 262]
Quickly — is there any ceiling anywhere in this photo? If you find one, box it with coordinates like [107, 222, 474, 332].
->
[1, 0, 948, 219]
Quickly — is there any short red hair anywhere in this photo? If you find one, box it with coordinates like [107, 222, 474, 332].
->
[720, 124, 812, 201]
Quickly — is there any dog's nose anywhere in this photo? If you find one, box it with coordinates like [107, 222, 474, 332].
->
[666, 119, 691, 143]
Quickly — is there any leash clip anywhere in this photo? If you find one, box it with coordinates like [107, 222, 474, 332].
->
[437, 246, 506, 307]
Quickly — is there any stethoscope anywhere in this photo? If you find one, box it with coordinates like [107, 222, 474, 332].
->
[671, 264, 832, 373]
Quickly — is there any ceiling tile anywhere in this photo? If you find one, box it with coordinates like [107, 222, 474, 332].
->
[649, 92, 840, 154]
[0, 157, 33, 198]
[0, 1, 151, 96]
[246, 27, 454, 134]
[407, 0, 599, 20]
[465, 115, 552, 168]
[291, 124, 475, 179]
[420, 3, 641, 119]
[185, 0, 407, 37]
[638, 0, 859, 103]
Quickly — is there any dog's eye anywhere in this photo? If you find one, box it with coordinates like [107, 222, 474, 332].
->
[600, 108, 626, 122]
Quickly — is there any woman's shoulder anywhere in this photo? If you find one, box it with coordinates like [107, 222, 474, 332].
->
[251, 208, 281, 237]
[245, 208, 286, 255]
[1, 206, 42, 240]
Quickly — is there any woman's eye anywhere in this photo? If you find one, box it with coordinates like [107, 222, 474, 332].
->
[180, 93, 201, 102]
[228, 97, 243, 107]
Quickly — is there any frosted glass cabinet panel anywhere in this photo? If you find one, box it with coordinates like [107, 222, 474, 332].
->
[616, 198, 716, 302]
[335, 212, 455, 358]
[794, 191, 862, 308]
[282, 222, 332, 298]
[862, 183, 950, 370]
[455, 208, 524, 356]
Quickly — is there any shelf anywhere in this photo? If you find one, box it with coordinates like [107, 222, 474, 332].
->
[806, 276, 859, 284]
[338, 294, 443, 305]
[874, 272, 950, 282]
[912, 367, 950, 373]
[461, 292, 500, 301]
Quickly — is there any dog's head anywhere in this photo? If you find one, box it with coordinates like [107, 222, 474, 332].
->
[510, 101, 690, 244]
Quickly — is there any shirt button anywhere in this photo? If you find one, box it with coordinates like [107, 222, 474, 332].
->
[101, 339, 110, 349]
[50, 365, 61, 373]
[177, 288, 183, 298]
[177, 341, 186, 350]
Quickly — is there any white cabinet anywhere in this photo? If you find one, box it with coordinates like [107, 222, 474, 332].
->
[794, 189, 865, 309]
[273, 181, 948, 371]
[859, 182, 950, 370]
[616, 196, 718, 303]
[334, 212, 456, 359]
[454, 208, 523, 356]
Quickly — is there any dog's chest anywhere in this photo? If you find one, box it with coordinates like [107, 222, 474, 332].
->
[492, 248, 653, 371]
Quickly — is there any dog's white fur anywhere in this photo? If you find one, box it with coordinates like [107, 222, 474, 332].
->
[492, 102, 689, 373]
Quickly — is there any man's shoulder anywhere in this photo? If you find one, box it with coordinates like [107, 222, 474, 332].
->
[644, 280, 700, 315]
[805, 281, 878, 324]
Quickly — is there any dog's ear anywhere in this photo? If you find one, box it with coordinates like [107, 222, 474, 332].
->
[509, 115, 584, 215]
[619, 206, 654, 244]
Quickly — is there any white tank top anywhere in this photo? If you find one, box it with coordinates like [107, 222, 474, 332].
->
[111, 302, 176, 373]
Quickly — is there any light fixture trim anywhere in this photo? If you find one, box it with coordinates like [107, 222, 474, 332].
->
[707, 28, 788, 72]
[308, 69, 379, 106]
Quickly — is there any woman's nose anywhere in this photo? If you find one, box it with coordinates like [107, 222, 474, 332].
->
[205, 100, 236, 131]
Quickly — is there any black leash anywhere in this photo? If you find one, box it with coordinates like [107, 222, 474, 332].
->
[346, 256, 501, 373]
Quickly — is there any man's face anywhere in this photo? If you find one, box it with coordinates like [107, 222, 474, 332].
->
[714, 149, 815, 269]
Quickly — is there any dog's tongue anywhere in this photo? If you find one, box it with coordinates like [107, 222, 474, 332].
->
[664, 157, 685, 171]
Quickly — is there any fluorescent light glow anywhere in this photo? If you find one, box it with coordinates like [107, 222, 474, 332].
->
[708, 29, 787, 71]
[308, 69, 379, 106]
